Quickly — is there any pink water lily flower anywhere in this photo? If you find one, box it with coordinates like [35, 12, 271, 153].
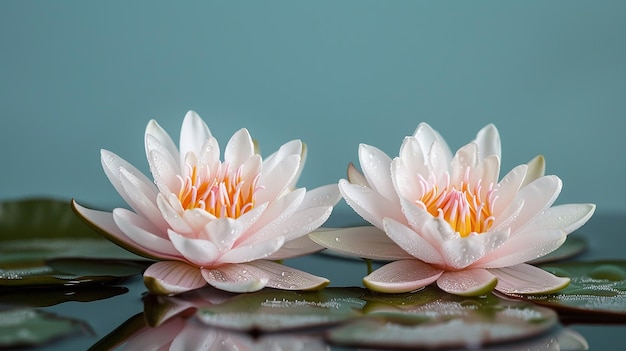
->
[73, 111, 340, 295]
[310, 123, 595, 296]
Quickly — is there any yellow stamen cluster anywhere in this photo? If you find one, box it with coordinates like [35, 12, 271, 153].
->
[177, 163, 261, 219]
[417, 172, 496, 237]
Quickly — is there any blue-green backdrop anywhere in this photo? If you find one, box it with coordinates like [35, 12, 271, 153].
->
[1, 1, 625, 218]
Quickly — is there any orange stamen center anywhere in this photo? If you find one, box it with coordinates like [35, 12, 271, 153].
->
[416, 170, 496, 237]
[177, 162, 261, 218]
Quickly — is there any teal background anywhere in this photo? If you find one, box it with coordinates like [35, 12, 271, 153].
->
[1, 1, 625, 216]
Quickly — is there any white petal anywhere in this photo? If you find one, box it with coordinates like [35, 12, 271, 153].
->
[339, 180, 405, 230]
[247, 260, 329, 290]
[145, 119, 180, 169]
[364, 260, 444, 293]
[266, 234, 324, 260]
[519, 203, 596, 234]
[179, 111, 211, 161]
[201, 263, 269, 292]
[117, 167, 168, 231]
[244, 205, 333, 245]
[436, 269, 497, 296]
[428, 140, 452, 179]
[439, 230, 509, 270]
[168, 229, 219, 266]
[358, 144, 397, 201]
[470, 155, 500, 199]
[399, 197, 457, 248]
[224, 128, 254, 167]
[450, 142, 478, 184]
[398, 136, 428, 180]
[197, 137, 221, 176]
[181, 208, 214, 235]
[218, 236, 285, 264]
[492, 164, 527, 218]
[308, 226, 413, 260]
[156, 194, 194, 235]
[143, 261, 207, 295]
[263, 140, 303, 176]
[233, 202, 268, 235]
[413, 122, 453, 163]
[113, 208, 181, 257]
[256, 154, 300, 205]
[474, 124, 501, 160]
[300, 184, 341, 208]
[383, 217, 445, 265]
[72, 200, 171, 260]
[521, 155, 545, 187]
[347, 162, 369, 186]
[240, 188, 305, 243]
[494, 175, 562, 235]
[391, 157, 422, 202]
[147, 148, 180, 194]
[490, 263, 570, 294]
[100, 149, 159, 210]
[475, 229, 566, 268]
[202, 217, 243, 251]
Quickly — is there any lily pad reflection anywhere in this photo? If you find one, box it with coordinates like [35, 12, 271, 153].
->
[196, 287, 366, 332]
[325, 286, 559, 350]
[0, 308, 91, 348]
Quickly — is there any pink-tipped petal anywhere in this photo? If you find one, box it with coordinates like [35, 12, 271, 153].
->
[347, 162, 369, 186]
[518, 203, 596, 234]
[491, 164, 527, 218]
[218, 236, 285, 264]
[339, 180, 405, 230]
[247, 205, 333, 244]
[147, 148, 181, 194]
[521, 155, 545, 187]
[179, 111, 212, 161]
[100, 149, 160, 209]
[493, 175, 562, 234]
[256, 154, 300, 204]
[145, 119, 180, 169]
[263, 140, 303, 176]
[72, 200, 169, 260]
[248, 260, 329, 290]
[476, 229, 566, 268]
[490, 263, 570, 294]
[266, 234, 324, 260]
[167, 230, 219, 266]
[308, 226, 413, 260]
[300, 184, 341, 208]
[144, 261, 207, 295]
[202, 217, 243, 252]
[474, 123, 501, 160]
[113, 208, 181, 258]
[383, 217, 445, 265]
[224, 128, 254, 167]
[202, 263, 269, 293]
[117, 167, 169, 232]
[363, 260, 444, 293]
[436, 269, 497, 296]
[358, 144, 397, 201]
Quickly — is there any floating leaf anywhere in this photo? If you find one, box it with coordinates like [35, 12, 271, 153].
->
[0, 198, 144, 263]
[327, 286, 559, 350]
[0, 258, 149, 288]
[196, 287, 366, 332]
[530, 235, 588, 264]
[502, 260, 626, 322]
[0, 307, 91, 348]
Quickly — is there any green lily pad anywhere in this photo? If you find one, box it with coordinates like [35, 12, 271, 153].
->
[327, 286, 558, 349]
[196, 287, 366, 332]
[530, 235, 588, 264]
[0, 258, 149, 288]
[0, 307, 91, 348]
[502, 260, 626, 322]
[0, 198, 143, 263]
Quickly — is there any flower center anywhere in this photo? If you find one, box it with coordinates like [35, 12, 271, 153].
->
[416, 171, 496, 237]
[177, 162, 261, 218]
